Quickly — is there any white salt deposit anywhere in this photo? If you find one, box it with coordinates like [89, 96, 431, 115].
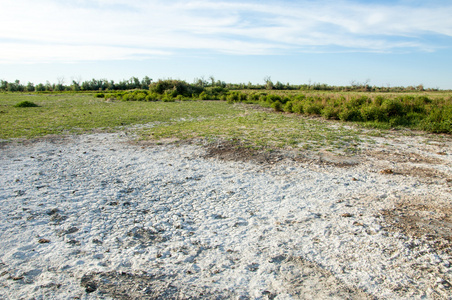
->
[0, 132, 451, 299]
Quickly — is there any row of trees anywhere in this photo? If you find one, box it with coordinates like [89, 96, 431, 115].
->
[0, 77, 153, 92]
[0, 77, 441, 93]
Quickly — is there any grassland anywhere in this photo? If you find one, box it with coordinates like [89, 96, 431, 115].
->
[0, 93, 241, 139]
[106, 86, 452, 134]
[1, 92, 373, 154]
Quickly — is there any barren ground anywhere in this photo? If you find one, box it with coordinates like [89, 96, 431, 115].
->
[0, 128, 451, 299]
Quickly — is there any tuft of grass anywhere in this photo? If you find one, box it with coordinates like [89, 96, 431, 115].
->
[14, 100, 39, 107]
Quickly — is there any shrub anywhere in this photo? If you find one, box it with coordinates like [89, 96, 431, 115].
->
[271, 100, 283, 112]
[226, 92, 240, 103]
[389, 116, 410, 127]
[198, 91, 210, 100]
[373, 96, 385, 107]
[281, 97, 291, 104]
[122, 93, 130, 101]
[14, 101, 39, 107]
[145, 93, 159, 101]
[420, 105, 452, 133]
[304, 102, 323, 115]
[266, 94, 282, 104]
[321, 106, 340, 120]
[239, 92, 248, 101]
[381, 99, 405, 117]
[283, 101, 294, 113]
[292, 101, 304, 114]
[249, 93, 260, 102]
[339, 107, 363, 122]
[418, 95, 432, 104]
[361, 105, 386, 122]
[95, 93, 105, 98]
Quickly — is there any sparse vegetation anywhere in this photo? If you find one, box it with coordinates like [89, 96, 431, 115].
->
[0, 78, 450, 146]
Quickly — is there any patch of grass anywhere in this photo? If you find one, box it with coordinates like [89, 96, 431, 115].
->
[14, 100, 39, 107]
[0, 93, 242, 139]
[139, 105, 367, 154]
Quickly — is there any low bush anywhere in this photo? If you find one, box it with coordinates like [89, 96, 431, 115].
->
[339, 107, 362, 122]
[14, 100, 39, 107]
[271, 101, 283, 112]
[322, 106, 340, 120]
[283, 101, 294, 113]
[304, 101, 323, 116]
[420, 105, 452, 133]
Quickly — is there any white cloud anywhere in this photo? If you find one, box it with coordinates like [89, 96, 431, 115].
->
[1, 0, 451, 63]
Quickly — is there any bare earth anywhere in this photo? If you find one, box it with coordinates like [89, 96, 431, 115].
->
[0, 128, 451, 299]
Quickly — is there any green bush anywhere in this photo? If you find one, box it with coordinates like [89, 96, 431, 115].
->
[304, 102, 323, 115]
[361, 105, 386, 122]
[381, 99, 405, 117]
[339, 107, 363, 121]
[420, 105, 452, 133]
[145, 93, 159, 101]
[271, 100, 283, 112]
[322, 106, 340, 120]
[226, 92, 240, 103]
[373, 96, 385, 107]
[249, 93, 260, 102]
[266, 94, 282, 104]
[292, 101, 304, 114]
[198, 91, 210, 100]
[283, 101, 294, 113]
[14, 101, 39, 107]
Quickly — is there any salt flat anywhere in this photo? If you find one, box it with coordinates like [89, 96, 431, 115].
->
[0, 131, 451, 299]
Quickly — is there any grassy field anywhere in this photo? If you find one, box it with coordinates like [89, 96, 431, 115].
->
[0, 93, 241, 139]
[0, 92, 374, 153]
[106, 87, 452, 134]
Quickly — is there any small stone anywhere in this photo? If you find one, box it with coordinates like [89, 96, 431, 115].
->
[12, 276, 24, 281]
[341, 213, 353, 218]
[67, 240, 81, 246]
[80, 275, 97, 293]
[38, 238, 50, 244]
[46, 208, 59, 215]
[380, 169, 394, 174]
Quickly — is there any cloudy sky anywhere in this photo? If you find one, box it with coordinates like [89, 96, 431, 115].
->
[1, 0, 452, 88]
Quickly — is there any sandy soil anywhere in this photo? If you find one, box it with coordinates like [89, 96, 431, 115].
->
[0, 128, 451, 299]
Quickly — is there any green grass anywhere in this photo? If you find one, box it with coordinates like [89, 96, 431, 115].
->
[0, 92, 370, 154]
[139, 104, 368, 154]
[0, 93, 242, 139]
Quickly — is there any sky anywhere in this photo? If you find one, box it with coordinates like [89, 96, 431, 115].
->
[1, 0, 452, 89]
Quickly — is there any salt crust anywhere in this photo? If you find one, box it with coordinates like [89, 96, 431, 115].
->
[0, 132, 451, 299]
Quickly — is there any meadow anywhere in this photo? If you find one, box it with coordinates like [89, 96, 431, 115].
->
[1, 87, 450, 154]
[104, 85, 452, 134]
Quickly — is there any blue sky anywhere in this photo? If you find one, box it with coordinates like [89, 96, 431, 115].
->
[1, 0, 452, 89]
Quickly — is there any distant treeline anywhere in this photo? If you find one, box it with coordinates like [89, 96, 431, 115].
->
[0, 77, 443, 93]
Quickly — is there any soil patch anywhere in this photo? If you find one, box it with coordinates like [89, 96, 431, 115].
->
[381, 197, 452, 253]
[203, 139, 286, 164]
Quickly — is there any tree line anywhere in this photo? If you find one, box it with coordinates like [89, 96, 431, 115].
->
[0, 77, 442, 93]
